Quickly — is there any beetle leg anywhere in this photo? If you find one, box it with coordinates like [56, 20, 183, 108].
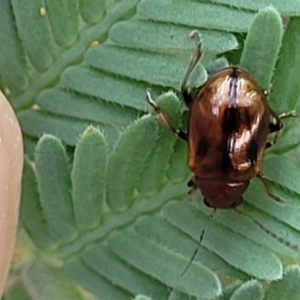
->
[266, 110, 298, 148]
[266, 131, 281, 149]
[266, 131, 280, 148]
[268, 109, 282, 133]
[181, 30, 203, 108]
[187, 177, 196, 188]
[146, 90, 187, 141]
[278, 110, 298, 119]
[257, 173, 281, 202]
[266, 110, 285, 148]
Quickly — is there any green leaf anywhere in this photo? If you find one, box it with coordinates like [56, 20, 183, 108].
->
[60, 66, 149, 111]
[0, 0, 28, 91]
[81, 244, 170, 299]
[134, 296, 153, 300]
[37, 88, 141, 127]
[35, 135, 77, 243]
[3, 1, 300, 300]
[108, 229, 222, 299]
[138, 92, 182, 195]
[109, 20, 238, 54]
[207, 0, 300, 15]
[269, 17, 300, 113]
[18, 109, 120, 147]
[163, 201, 283, 281]
[217, 282, 243, 300]
[85, 45, 206, 90]
[3, 281, 31, 300]
[72, 127, 107, 230]
[17, 116, 300, 300]
[263, 155, 300, 197]
[78, 0, 107, 24]
[44, 0, 78, 48]
[20, 158, 56, 249]
[230, 280, 264, 300]
[11, 0, 53, 72]
[266, 119, 300, 154]
[264, 265, 300, 300]
[168, 290, 197, 300]
[66, 259, 132, 300]
[10, 0, 140, 110]
[23, 261, 85, 300]
[134, 215, 248, 280]
[106, 116, 159, 211]
[166, 137, 190, 182]
[138, 0, 255, 32]
[240, 6, 283, 89]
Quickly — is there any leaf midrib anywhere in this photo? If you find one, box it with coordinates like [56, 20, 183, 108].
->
[12, 0, 140, 111]
[59, 180, 189, 260]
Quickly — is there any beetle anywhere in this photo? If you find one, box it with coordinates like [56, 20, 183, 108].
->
[147, 30, 290, 209]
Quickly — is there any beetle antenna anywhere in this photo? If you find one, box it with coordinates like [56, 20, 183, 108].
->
[181, 30, 202, 90]
[234, 207, 298, 251]
[181, 30, 203, 107]
[181, 210, 216, 276]
[181, 229, 205, 277]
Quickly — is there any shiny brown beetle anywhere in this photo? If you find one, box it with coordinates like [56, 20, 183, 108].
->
[147, 31, 290, 209]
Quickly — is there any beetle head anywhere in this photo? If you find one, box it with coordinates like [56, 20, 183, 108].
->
[197, 180, 250, 209]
